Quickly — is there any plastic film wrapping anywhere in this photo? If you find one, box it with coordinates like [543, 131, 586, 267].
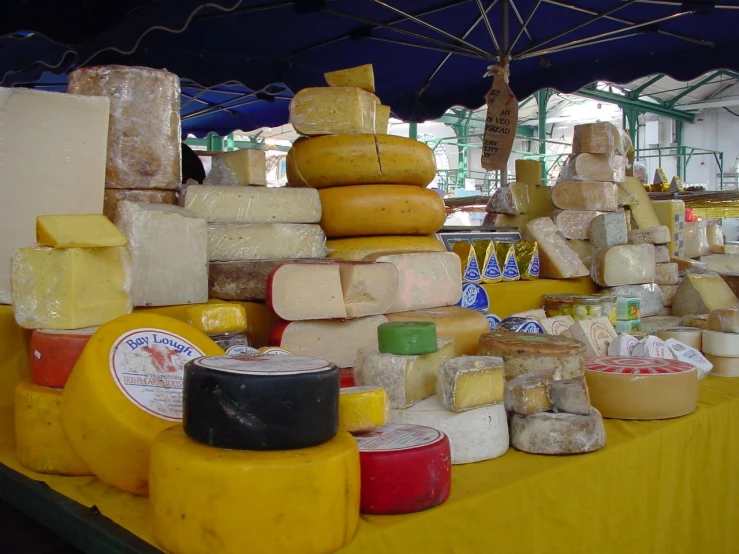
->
[104, 189, 177, 222]
[437, 356, 505, 412]
[683, 221, 711, 258]
[207, 223, 327, 261]
[551, 181, 618, 211]
[495, 242, 520, 281]
[707, 222, 725, 248]
[338, 385, 389, 433]
[289, 87, 377, 136]
[187, 303, 247, 335]
[68, 65, 181, 190]
[557, 153, 625, 183]
[706, 309, 739, 334]
[182, 184, 321, 224]
[11, 246, 132, 330]
[204, 149, 267, 187]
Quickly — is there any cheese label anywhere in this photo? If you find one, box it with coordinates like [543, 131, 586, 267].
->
[456, 283, 490, 312]
[354, 422, 443, 452]
[485, 313, 502, 331]
[586, 356, 694, 374]
[463, 253, 482, 283]
[529, 250, 540, 278]
[481, 252, 502, 282]
[109, 328, 205, 421]
[198, 355, 332, 375]
[502, 252, 520, 280]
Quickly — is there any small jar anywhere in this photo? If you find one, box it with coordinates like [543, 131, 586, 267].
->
[543, 295, 576, 317]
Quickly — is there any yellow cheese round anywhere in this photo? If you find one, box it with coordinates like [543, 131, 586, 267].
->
[327, 235, 446, 261]
[150, 426, 360, 554]
[704, 353, 739, 377]
[61, 313, 224, 496]
[339, 386, 388, 432]
[319, 185, 446, 238]
[14, 381, 91, 476]
[287, 134, 436, 188]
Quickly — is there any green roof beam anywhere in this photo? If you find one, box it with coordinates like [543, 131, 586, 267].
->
[631, 74, 665, 96]
[667, 71, 725, 107]
[575, 87, 695, 123]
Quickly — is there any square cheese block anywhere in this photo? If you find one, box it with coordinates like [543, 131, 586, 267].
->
[551, 210, 603, 240]
[0, 88, 109, 303]
[204, 149, 267, 186]
[355, 339, 455, 409]
[548, 378, 591, 415]
[11, 247, 131, 329]
[37, 214, 127, 248]
[672, 274, 739, 317]
[503, 370, 557, 415]
[655, 245, 670, 263]
[572, 122, 624, 155]
[699, 254, 739, 275]
[207, 223, 327, 261]
[672, 256, 707, 275]
[591, 244, 656, 287]
[661, 284, 680, 307]
[589, 211, 627, 248]
[182, 185, 321, 224]
[515, 160, 543, 186]
[116, 201, 208, 307]
[103, 189, 177, 223]
[627, 226, 671, 245]
[486, 182, 553, 216]
[522, 217, 590, 279]
[551, 181, 618, 211]
[602, 284, 664, 317]
[562, 317, 617, 358]
[437, 356, 505, 412]
[567, 239, 594, 267]
[375, 105, 391, 134]
[654, 263, 679, 286]
[651, 199, 685, 257]
[289, 87, 377, 136]
[712, 244, 739, 255]
[324, 64, 375, 92]
[620, 178, 662, 229]
[558, 153, 625, 182]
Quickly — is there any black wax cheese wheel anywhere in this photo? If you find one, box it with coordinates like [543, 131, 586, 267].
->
[184, 355, 339, 450]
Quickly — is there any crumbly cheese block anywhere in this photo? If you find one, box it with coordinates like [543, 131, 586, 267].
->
[182, 185, 321, 224]
[657, 327, 702, 350]
[602, 284, 664, 317]
[572, 122, 623, 154]
[324, 64, 375, 92]
[287, 134, 436, 188]
[150, 427, 360, 554]
[707, 308, 739, 334]
[683, 221, 710, 258]
[540, 315, 576, 335]
[267, 263, 347, 320]
[362, 252, 462, 313]
[355, 339, 455, 408]
[319, 185, 445, 237]
[522, 217, 590, 279]
[37, 214, 127, 248]
[327, 235, 445, 260]
[486, 182, 552, 216]
[681, 314, 709, 329]
[703, 353, 739, 377]
[204, 149, 267, 186]
[478, 331, 586, 380]
[562, 317, 617, 358]
[661, 284, 680, 306]
[671, 274, 738, 317]
[619, 178, 662, 229]
[567, 239, 595, 267]
[585, 356, 698, 419]
[712, 244, 739, 255]
[558, 153, 625, 182]
[390, 395, 509, 464]
[654, 245, 670, 263]
[338, 261, 399, 318]
[103, 189, 177, 223]
[515, 159, 543, 185]
[15, 381, 91, 476]
[375, 105, 391, 134]
[437, 356, 505, 412]
[186, 303, 247, 335]
[654, 263, 679, 286]
[385, 306, 490, 356]
[509, 408, 606, 454]
[548, 377, 591, 415]
[702, 330, 739, 357]
[116, 201, 208, 307]
[551, 210, 603, 240]
[11, 247, 132, 330]
[589, 211, 627, 248]
[628, 225, 671, 245]
[591, 244, 656, 287]
[551, 181, 618, 211]
[207, 223, 326, 261]
[290, 87, 377, 136]
[339, 386, 388, 433]
[503, 370, 556, 415]
[700, 254, 739, 275]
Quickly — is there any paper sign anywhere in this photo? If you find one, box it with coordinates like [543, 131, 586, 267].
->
[481, 65, 518, 171]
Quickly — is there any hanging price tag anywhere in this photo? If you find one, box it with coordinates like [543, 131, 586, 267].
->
[481, 64, 518, 171]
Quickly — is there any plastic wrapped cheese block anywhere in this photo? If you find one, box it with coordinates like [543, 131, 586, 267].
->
[207, 223, 326, 261]
[375, 105, 391, 134]
[68, 66, 181, 190]
[572, 122, 624, 154]
[204, 149, 267, 186]
[324, 64, 376, 92]
[712, 244, 739, 255]
[654, 245, 670, 263]
[339, 386, 389, 433]
[509, 408, 606, 454]
[30, 328, 96, 388]
[671, 274, 738, 317]
[550, 210, 603, 240]
[683, 221, 710, 258]
[486, 182, 552, 215]
[522, 217, 590, 279]
[290, 87, 377, 136]
[327, 235, 446, 260]
[700, 254, 739, 275]
[103, 189, 177, 222]
[672, 256, 707, 275]
[37, 214, 127, 248]
[551, 181, 618, 211]
[591, 244, 656, 287]
[654, 263, 679, 286]
[589, 211, 627, 248]
[558, 153, 625, 182]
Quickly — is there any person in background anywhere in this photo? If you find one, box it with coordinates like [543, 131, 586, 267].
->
[182, 142, 206, 184]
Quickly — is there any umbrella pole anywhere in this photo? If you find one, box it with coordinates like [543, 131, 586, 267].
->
[502, 0, 509, 53]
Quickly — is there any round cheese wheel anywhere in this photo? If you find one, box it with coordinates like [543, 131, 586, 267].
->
[183, 355, 339, 450]
[656, 327, 702, 351]
[355, 423, 451, 514]
[704, 353, 739, 377]
[15, 381, 91, 476]
[585, 356, 698, 420]
[509, 408, 606, 454]
[150, 427, 360, 554]
[61, 313, 224, 496]
[339, 386, 388, 433]
[477, 331, 586, 381]
[319, 185, 446, 237]
[287, 134, 436, 188]
[326, 235, 446, 261]
[378, 321, 438, 356]
[702, 329, 739, 357]
[29, 327, 97, 388]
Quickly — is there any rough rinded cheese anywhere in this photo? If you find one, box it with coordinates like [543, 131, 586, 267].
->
[0, 87, 109, 303]
[12, 247, 132, 330]
[548, 377, 591, 415]
[700, 254, 739, 275]
[589, 211, 627, 248]
[702, 329, 739, 357]
[651, 199, 685, 257]
[522, 217, 589, 278]
[703, 353, 739, 377]
[324, 64, 376, 92]
[628, 226, 671, 245]
[585, 356, 698, 419]
[116, 201, 208, 307]
[515, 159, 543, 185]
[591, 244, 656, 287]
[150, 427, 360, 554]
[15, 381, 91, 476]
[390, 395, 509, 464]
[559, 153, 625, 182]
[672, 274, 738, 317]
[204, 149, 267, 186]
[103, 189, 177, 222]
[684, 221, 711, 258]
[655, 245, 670, 263]
[661, 284, 680, 306]
[602, 284, 664, 317]
[567, 239, 595, 267]
[339, 386, 388, 433]
[183, 185, 321, 224]
[562, 317, 617, 358]
[208, 223, 326, 261]
[268, 263, 347, 320]
[551, 181, 618, 211]
[486, 182, 552, 215]
[573, 122, 623, 154]
[707, 308, 739, 334]
[654, 263, 679, 286]
[290, 87, 377, 136]
[712, 244, 739, 255]
[504, 370, 556, 415]
[478, 331, 586, 380]
[385, 306, 490, 356]
[319, 185, 445, 237]
[375, 105, 391, 134]
[437, 356, 505, 412]
[327, 235, 445, 260]
[551, 210, 603, 240]
[37, 214, 127, 248]
[61, 313, 224, 495]
[355, 339, 455, 408]
[540, 315, 576, 335]
[287, 134, 436, 188]
[510, 408, 606, 454]
[620, 178, 662, 229]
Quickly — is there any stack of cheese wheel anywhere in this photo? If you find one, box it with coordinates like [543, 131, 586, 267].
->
[150, 355, 360, 554]
[702, 308, 739, 376]
[481, 331, 607, 455]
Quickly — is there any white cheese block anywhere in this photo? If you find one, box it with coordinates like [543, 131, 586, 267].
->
[550, 210, 603, 240]
[268, 263, 347, 320]
[671, 256, 707, 275]
[503, 370, 556, 415]
[436, 356, 505, 412]
[683, 221, 710, 258]
[183, 185, 321, 224]
[607, 334, 638, 356]
[540, 315, 575, 335]
[203, 149, 267, 186]
[548, 377, 591, 415]
[338, 262, 399, 318]
[664, 339, 713, 379]
[699, 254, 739, 275]
[551, 181, 618, 211]
[115, 202, 208, 307]
[567, 239, 595, 267]
[0, 88, 109, 304]
[207, 223, 327, 261]
[558, 153, 625, 183]
[660, 284, 680, 307]
[591, 244, 656, 287]
[632, 336, 675, 359]
[703, 353, 739, 377]
[671, 274, 738, 317]
[521, 217, 590, 279]
[707, 222, 724, 248]
[712, 244, 739, 255]
[641, 316, 683, 335]
[657, 327, 702, 350]
[702, 330, 739, 357]
[654, 245, 670, 263]
[627, 226, 671, 245]
[706, 308, 739, 334]
[562, 317, 617, 358]
[655, 263, 679, 286]
[390, 395, 509, 464]
[509, 408, 606, 454]
[602, 284, 664, 317]
[589, 211, 627, 248]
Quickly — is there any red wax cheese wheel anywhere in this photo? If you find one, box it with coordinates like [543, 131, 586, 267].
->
[30, 327, 97, 388]
[355, 422, 451, 514]
[340, 367, 356, 388]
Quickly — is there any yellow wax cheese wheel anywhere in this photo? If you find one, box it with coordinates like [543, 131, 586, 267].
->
[327, 235, 446, 261]
[287, 134, 436, 188]
[339, 386, 389, 433]
[150, 427, 360, 554]
[15, 380, 91, 476]
[61, 313, 224, 496]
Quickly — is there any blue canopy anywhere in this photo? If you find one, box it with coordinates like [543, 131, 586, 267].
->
[3, 0, 738, 132]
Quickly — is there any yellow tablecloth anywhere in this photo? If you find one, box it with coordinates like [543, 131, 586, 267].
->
[1, 305, 738, 554]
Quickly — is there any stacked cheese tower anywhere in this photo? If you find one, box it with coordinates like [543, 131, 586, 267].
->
[486, 159, 554, 232]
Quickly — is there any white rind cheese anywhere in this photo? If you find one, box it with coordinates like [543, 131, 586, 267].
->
[589, 212, 627, 248]
[591, 244, 656, 287]
[207, 223, 327, 261]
